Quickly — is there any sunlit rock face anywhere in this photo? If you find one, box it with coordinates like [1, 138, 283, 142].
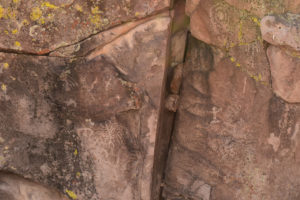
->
[163, 0, 300, 199]
[0, 0, 170, 54]
[0, 10, 171, 199]
[1, 0, 300, 199]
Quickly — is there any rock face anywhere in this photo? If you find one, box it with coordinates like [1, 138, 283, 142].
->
[1, 0, 300, 199]
[0, 12, 171, 199]
[261, 13, 300, 51]
[0, 0, 170, 54]
[163, 34, 300, 200]
[0, 172, 68, 200]
[267, 46, 300, 103]
[188, 0, 260, 48]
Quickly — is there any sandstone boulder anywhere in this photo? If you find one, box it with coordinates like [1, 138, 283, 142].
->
[0, 0, 170, 54]
[0, 14, 171, 200]
[267, 45, 300, 103]
[261, 13, 300, 51]
[189, 0, 260, 48]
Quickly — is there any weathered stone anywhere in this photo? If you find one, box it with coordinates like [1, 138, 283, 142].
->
[0, 15, 171, 200]
[163, 35, 300, 200]
[261, 13, 300, 51]
[189, 0, 260, 48]
[0, 0, 170, 54]
[185, 0, 200, 16]
[0, 172, 68, 200]
[223, 0, 285, 17]
[170, 30, 188, 67]
[284, 0, 300, 14]
[228, 41, 271, 85]
[165, 94, 180, 112]
[170, 63, 183, 94]
[267, 45, 300, 103]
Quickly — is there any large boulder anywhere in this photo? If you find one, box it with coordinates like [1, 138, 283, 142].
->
[0, 14, 171, 200]
[261, 13, 300, 52]
[267, 45, 300, 103]
[0, 0, 170, 54]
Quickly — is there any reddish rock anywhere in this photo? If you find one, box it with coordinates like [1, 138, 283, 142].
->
[284, 0, 300, 13]
[185, 0, 200, 16]
[267, 45, 300, 103]
[0, 0, 170, 54]
[0, 15, 171, 200]
[163, 35, 300, 200]
[189, 0, 260, 48]
[0, 172, 68, 200]
[261, 13, 300, 51]
[223, 0, 285, 17]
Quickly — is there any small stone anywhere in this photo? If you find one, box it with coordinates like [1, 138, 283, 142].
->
[165, 94, 180, 112]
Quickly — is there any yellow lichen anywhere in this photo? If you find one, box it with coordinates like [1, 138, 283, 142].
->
[30, 7, 42, 21]
[22, 19, 29, 25]
[76, 172, 81, 178]
[230, 57, 236, 62]
[15, 41, 21, 47]
[74, 149, 78, 156]
[91, 6, 100, 14]
[4, 30, 8, 34]
[0, 5, 4, 19]
[1, 84, 6, 92]
[42, 2, 59, 9]
[12, 29, 18, 34]
[7, 8, 17, 20]
[39, 17, 45, 24]
[65, 190, 77, 200]
[3, 63, 9, 69]
[135, 12, 140, 17]
[74, 4, 83, 12]
[90, 15, 101, 27]
[251, 17, 261, 26]
[13, 0, 19, 3]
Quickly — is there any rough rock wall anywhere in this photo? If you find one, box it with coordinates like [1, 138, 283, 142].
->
[1, 0, 300, 200]
[0, 0, 172, 199]
[163, 0, 300, 200]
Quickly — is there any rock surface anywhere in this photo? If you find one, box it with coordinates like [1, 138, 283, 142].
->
[0, 0, 170, 54]
[188, 0, 260, 48]
[1, 0, 300, 199]
[0, 14, 171, 200]
[163, 35, 300, 200]
[261, 13, 300, 51]
[267, 45, 300, 103]
[0, 172, 68, 200]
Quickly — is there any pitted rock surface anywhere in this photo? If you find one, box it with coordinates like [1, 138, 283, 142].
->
[163, 35, 300, 200]
[261, 13, 300, 51]
[0, 0, 170, 54]
[0, 14, 171, 200]
[267, 45, 300, 103]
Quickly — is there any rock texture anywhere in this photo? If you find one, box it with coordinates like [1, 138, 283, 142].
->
[267, 46, 300, 103]
[0, 172, 68, 200]
[163, 34, 300, 200]
[261, 13, 300, 51]
[0, 0, 170, 54]
[0, 12, 171, 200]
[188, 0, 260, 48]
[1, 0, 300, 200]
